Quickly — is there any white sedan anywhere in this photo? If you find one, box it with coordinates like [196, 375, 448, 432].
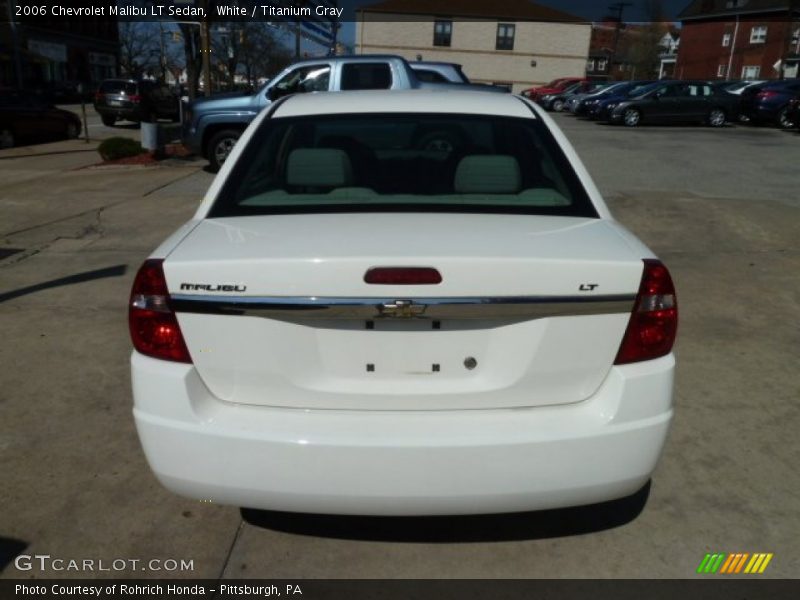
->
[130, 90, 677, 516]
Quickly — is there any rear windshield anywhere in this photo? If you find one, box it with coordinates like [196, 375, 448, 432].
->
[99, 81, 136, 94]
[210, 113, 597, 218]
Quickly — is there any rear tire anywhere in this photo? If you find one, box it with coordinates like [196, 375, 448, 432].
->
[623, 108, 641, 127]
[101, 114, 116, 127]
[777, 106, 794, 129]
[552, 99, 566, 112]
[708, 108, 726, 127]
[65, 122, 80, 139]
[207, 129, 241, 172]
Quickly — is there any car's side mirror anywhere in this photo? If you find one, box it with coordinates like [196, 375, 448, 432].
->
[267, 87, 281, 101]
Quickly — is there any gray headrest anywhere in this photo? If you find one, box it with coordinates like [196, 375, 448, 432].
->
[454, 155, 521, 194]
[287, 148, 353, 187]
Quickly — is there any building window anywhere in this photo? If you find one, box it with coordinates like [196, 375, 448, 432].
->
[598, 58, 608, 71]
[750, 25, 767, 44]
[742, 65, 760, 79]
[722, 32, 731, 47]
[718, 64, 728, 77]
[792, 28, 800, 44]
[496, 23, 515, 51]
[433, 20, 452, 47]
[587, 59, 596, 71]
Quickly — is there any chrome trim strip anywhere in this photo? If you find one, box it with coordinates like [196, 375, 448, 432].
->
[170, 294, 635, 321]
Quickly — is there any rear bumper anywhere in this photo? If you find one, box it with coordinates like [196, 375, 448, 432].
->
[95, 105, 142, 121]
[132, 352, 674, 516]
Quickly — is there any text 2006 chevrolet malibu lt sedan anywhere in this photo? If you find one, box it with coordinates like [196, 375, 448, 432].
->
[130, 90, 677, 516]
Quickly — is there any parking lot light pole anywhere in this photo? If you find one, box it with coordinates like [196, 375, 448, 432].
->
[608, 2, 632, 78]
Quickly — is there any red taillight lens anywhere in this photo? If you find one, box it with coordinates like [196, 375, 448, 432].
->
[756, 91, 778, 100]
[94, 92, 102, 101]
[364, 267, 442, 285]
[614, 259, 678, 365]
[129, 259, 192, 363]
[128, 94, 142, 103]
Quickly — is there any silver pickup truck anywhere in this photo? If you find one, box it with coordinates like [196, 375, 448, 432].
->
[182, 54, 505, 170]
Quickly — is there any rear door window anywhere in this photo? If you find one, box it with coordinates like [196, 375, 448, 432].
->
[341, 63, 393, 90]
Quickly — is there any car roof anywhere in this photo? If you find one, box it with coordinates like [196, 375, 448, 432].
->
[288, 54, 409, 67]
[271, 89, 535, 119]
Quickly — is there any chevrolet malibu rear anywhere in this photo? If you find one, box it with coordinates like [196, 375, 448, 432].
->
[130, 90, 677, 516]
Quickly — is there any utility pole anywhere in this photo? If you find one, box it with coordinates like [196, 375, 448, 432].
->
[608, 2, 632, 78]
[159, 21, 167, 82]
[7, 0, 24, 88]
[200, 0, 212, 96]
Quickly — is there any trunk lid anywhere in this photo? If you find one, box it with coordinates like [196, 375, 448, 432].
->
[164, 213, 644, 411]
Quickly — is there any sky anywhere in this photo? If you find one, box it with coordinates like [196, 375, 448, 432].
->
[343, 0, 692, 22]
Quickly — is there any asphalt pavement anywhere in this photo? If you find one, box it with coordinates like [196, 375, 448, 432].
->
[1, 113, 798, 579]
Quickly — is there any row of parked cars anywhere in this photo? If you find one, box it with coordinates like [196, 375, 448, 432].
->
[522, 76, 800, 129]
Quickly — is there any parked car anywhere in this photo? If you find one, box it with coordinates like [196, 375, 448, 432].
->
[565, 82, 613, 113]
[183, 55, 506, 171]
[582, 81, 654, 120]
[94, 79, 180, 127]
[608, 80, 738, 127]
[130, 89, 678, 516]
[0, 89, 81, 149]
[521, 77, 587, 103]
[540, 81, 606, 112]
[739, 80, 800, 128]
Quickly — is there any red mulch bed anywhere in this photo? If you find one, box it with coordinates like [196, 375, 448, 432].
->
[101, 152, 159, 166]
[98, 144, 192, 166]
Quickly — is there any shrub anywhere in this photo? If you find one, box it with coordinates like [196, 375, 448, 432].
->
[97, 137, 145, 161]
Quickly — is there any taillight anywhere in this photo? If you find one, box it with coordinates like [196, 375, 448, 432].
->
[94, 92, 102, 102]
[129, 259, 192, 363]
[128, 94, 142, 103]
[615, 259, 678, 365]
[756, 91, 778, 100]
[364, 267, 442, 285]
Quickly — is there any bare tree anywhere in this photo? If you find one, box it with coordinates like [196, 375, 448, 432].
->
[620, 0, 669, 80]
[239, 23, 293, 85]
[118, 22, 159, 79]
[210, 22, 293, 89]
[176, 23, 203, 100]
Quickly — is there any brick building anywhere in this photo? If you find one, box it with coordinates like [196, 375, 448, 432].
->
[356, 0, 591, 93]
[676, 0, 800, 81]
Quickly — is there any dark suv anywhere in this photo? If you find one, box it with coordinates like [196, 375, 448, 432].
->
[94, 79, 179, 126]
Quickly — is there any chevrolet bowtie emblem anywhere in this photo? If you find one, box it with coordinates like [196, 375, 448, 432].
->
[378, 300, 427, 318]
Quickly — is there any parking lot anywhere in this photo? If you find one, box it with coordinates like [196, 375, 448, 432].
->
[1, 110, 798, 579]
